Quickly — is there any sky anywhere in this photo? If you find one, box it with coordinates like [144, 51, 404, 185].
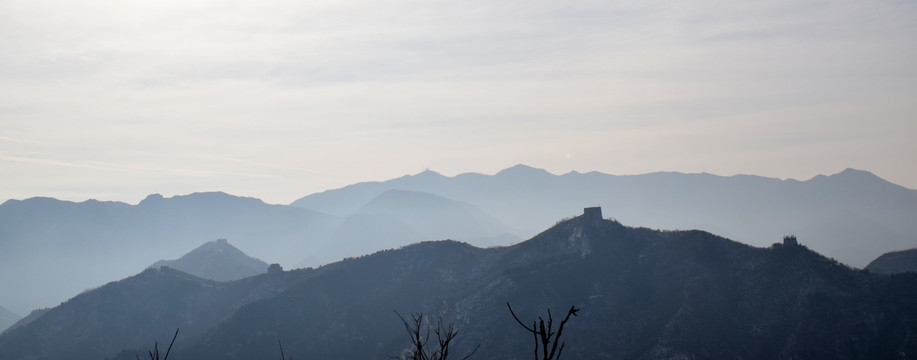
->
[2, 0, 916, 205]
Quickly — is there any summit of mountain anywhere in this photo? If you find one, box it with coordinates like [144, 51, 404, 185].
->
[866, 247, 917, 274]
[306, 189, 517, 266]
[355, 189, 514, 243]
[149, 239, 269, 282]
[494, 163, 553, 178]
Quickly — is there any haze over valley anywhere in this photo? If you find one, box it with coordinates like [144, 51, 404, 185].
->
[1, 165, 916, 318]
[2, 0, 916, 358]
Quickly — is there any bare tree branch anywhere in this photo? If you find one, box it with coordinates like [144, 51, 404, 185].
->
[394, 311, 478, 360]
[506, 303, 580, 360]
[163, 328, 179, 360]
[507, 303, 537, 333]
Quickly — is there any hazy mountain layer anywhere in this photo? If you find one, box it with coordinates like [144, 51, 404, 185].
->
[0, 305, 18, 333]
[1, 308, 49, 335]
[866, 248, 917, 274]
[4, 165, 916, 320]
[0, 192, 341, 314]
[149, 239, 269, 281]
[293, 165, 917, 268]
[0, 189, 514, 313]
[5, 210, 914, 360]
[305, 189, 517, 266]
[356, 189, 514, 244]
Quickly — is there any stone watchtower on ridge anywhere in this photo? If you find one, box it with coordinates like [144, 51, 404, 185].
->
[584, 207, 602, 221]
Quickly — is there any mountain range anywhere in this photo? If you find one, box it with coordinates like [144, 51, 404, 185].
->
[293, 165, 917, 269]
[0, 187, 514, 313]
[2, 165, 916, 316]
[0, 208, 914, 360]
[0, 192, 339, 314]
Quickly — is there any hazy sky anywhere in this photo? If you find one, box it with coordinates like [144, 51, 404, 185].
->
[2, 0, 916, 204]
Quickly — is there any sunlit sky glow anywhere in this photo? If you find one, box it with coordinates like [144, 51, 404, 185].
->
[2, 0, 916, 204]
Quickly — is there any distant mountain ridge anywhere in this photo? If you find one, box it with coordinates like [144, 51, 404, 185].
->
[0, 188, 516, 314]
[3, 165, 916, 316]
[866, 248, 917, 274]
[313, 189, 517, 264]
[2, 209, 915, 360]
[0, 192, 341, 314]
[1, 308, 49, 335]
[292, 165, 917, 268]
[149, 239, 269, 281]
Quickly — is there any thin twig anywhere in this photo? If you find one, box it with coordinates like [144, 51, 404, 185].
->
[163, 328, 179, 360]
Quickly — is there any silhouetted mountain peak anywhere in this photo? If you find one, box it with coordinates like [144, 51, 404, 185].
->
[149, 239, 269, 282]
[361, 189, 454, 210]
[838, 167, 874, 176]
[335, 189, 516, 253]
[808, 168, 878, 183]
[414, 168, 445, 178]
[509, 207, 621, 262]
[135, 192, 270, 209]
[806, 168, 912, 195]
[866, 247, 917, 274]
[828, 168, 883, 182]
[174, 191, 266, 204]
[495, 164, 552, 177]
[138, 193, 164, 204]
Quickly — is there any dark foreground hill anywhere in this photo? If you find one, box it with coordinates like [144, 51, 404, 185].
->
[2, 209, 916, 360]
[867, 248, 917, 274]
[0, 266, 310, 360]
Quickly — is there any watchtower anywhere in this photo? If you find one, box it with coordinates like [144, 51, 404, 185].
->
[583, 207, 602, 221]
[268, 263, 283, 274]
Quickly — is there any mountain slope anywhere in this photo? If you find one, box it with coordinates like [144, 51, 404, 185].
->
[0, 266, 310, 360]
[149, 239, 269, 281]
[355, 189, 512, 241]
[0, 305, 18, 333]
[179, 209, 917, 360]
[0, 192, 341, 314]
[866, 248, 917, 274]
[301, 189, 517, 266]
[291, 165, 917, 268]
[1, 308, 49, 335]
[3, 209, 916, 360]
